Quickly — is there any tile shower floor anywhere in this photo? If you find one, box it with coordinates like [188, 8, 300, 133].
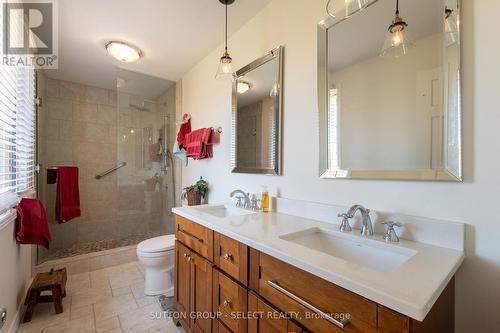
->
[49, 233, 162, 259]
[17, 261, 185, 333]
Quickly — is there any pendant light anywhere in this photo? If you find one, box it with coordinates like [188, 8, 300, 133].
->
[215, 0, 236, 82]
[380, 0, 413, 58]
[444, 6, 459, 45]
[326, 0, 370, 19]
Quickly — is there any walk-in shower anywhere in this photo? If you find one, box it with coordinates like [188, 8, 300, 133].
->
[36, 68, 177, 263]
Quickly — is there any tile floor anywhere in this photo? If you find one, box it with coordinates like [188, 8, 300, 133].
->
[17, 261, 185, 333]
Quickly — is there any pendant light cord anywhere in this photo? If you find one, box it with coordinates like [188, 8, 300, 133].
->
[225, 1, 228, 52]
[395, 0, 399, 15]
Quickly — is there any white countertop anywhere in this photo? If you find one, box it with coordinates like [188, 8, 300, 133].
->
[172, 204, 464, 321]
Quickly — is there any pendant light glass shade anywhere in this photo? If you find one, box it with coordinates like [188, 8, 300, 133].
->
[327, 0, 370, 19]
[444, 6, 459, 45]
[216, 52, 236, 82]
[380, 1, 413, 58]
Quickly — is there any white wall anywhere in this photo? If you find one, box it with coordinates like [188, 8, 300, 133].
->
[181, 0, 500, 331]
[0, 216, 32, 333]
[332, 34, 442, 170]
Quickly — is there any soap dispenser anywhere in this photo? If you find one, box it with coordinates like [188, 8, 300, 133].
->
[261, 186, 270, 213]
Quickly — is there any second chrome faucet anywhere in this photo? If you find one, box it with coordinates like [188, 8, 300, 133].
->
[338, 204, 374, 236]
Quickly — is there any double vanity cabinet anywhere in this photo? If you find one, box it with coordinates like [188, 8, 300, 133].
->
[173, 214, 455, 333]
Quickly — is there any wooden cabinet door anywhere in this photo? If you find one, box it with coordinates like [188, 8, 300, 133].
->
[175, 241, 191, 329]
[248, 293, 303, 333]
[190, 251, 214, 333]
[174, 241, 191, 328]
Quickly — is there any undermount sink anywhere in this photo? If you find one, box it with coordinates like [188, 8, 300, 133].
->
[280, 227, 417, 272]
[193, 204, 255, 218]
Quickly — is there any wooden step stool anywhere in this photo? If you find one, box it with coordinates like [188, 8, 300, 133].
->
[23, 268, 67, 323]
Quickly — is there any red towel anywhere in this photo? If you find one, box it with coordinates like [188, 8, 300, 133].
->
[16, 198, 52, 249]
[55, 167, 81, 223]
[185, 128, 214, 160]
[177, 119, 191, 149]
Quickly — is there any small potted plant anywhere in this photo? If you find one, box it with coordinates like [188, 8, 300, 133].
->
[181, 177, 208, 206]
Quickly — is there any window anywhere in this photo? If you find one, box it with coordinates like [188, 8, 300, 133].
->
[0, 65, 36, 213]
[328, 85, 340, 170]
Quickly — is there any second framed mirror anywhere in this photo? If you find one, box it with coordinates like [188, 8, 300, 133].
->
[231, 46, 284, 175]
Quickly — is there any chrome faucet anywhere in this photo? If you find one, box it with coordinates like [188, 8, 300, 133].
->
[346, 204, 374, 236]
[229, 189, 251, 209]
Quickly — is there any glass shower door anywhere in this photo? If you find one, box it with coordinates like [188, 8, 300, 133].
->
[116, 69, 176, 244]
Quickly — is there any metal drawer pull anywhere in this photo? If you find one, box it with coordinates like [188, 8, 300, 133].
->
[223, 253, 233, 261]
[223, 299, 231, 307]
[178, 228, 204, 243]
[267, 280, 349, 329]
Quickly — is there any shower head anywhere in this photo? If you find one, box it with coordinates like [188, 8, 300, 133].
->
[129, 99, 154, 112]
[129, 104, 150, 112]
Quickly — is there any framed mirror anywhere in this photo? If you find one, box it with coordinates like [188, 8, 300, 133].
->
[318, 0, 462, 181]
[231, 46, 284, 175]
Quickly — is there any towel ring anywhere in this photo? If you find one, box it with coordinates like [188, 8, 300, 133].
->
[211, 127, 222, 134]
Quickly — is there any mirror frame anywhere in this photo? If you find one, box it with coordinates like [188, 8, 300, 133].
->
[317, 1, 462, 181]
[231, 46, 284, 175]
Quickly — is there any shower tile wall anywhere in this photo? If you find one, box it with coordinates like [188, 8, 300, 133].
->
[38, 74, 176, 261]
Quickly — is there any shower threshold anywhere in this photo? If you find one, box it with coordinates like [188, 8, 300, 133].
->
[47, 232, 161, 260]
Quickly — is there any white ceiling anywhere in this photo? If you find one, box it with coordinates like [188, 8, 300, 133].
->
[45, 0, 272, 91]
[237, 59, 278, 108]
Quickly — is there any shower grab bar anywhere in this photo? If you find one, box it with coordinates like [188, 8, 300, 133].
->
[95, 162, 127, 180]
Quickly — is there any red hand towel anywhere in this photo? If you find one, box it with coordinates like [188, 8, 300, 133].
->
[185, 129, 205, 158]
[16, 198, 52, 249]
[200, 128, 214, 159]
[177, 119, 191, 149]
[185, 128, 215, 160]
[56, 166, 81, 223]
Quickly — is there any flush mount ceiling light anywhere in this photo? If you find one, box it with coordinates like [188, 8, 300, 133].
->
[236, 81, 251, 94]
[215, 0, 236, 82]
[380, 0, 413, 58]
[105, 41, 142, 63]
[326, 0, 370, 19]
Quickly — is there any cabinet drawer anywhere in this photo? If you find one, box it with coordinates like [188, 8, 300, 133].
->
[213, 269, 248, 333]
[213, 319, 233, 333]
[215, 232, 248, 285]
[175, 215, 213, 261]
[377, 306, 410, 333]
[257, 253, 377, 333]
[248, 292, 304, 333]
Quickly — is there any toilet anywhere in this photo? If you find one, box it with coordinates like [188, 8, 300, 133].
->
[136, 234, 175, 296]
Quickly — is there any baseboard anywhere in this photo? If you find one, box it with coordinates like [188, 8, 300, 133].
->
[7, 303, 22, 333]
[6, 277, 33, 333]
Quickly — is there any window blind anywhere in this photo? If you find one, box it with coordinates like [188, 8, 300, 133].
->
[0, 65, 36, 211]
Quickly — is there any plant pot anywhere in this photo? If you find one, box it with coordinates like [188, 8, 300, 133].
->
[186, 191, 202, 206]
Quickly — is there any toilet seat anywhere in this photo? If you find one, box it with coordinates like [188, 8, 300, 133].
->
[137, 235, 175, 253]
